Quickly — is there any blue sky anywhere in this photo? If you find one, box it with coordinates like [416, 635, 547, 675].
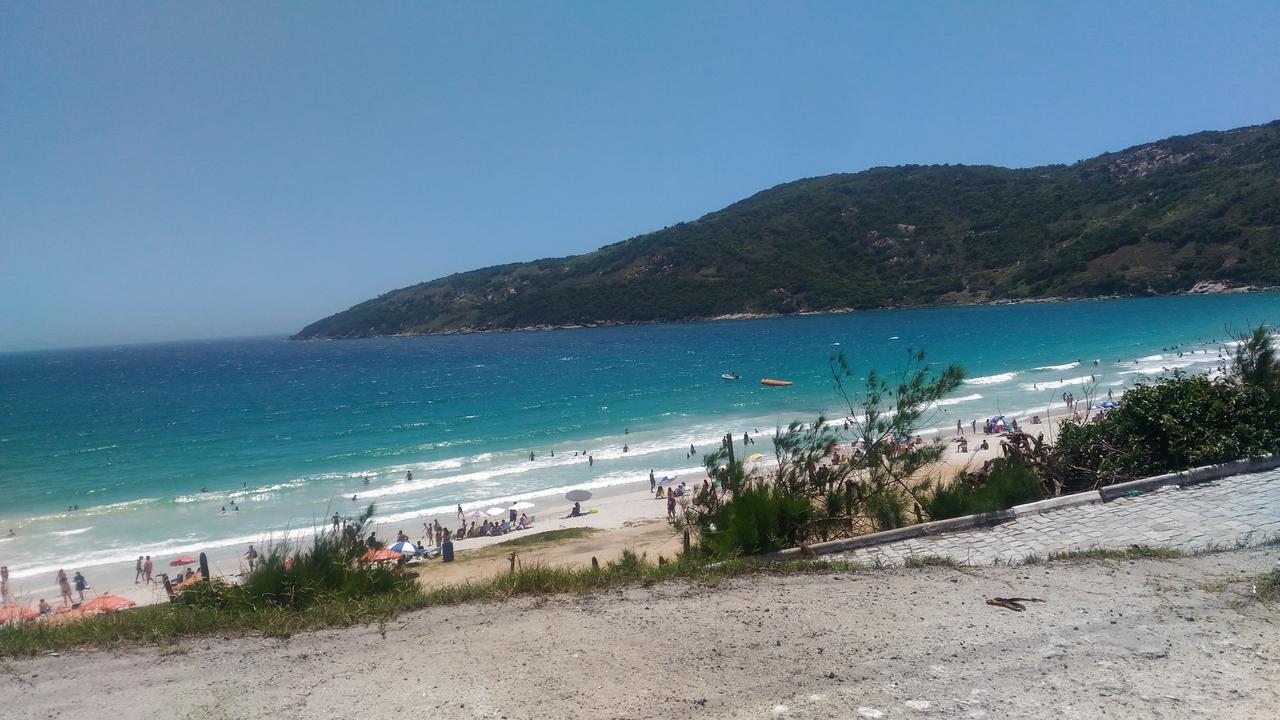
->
[3, 1, 1278, 351]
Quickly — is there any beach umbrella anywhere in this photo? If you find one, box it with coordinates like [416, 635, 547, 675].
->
[361, 548, 402, 563]
[748, 453, 763, 463]
[564, 489, 592, 502]
[80, 593, 136, 613]
[510, 501, 535, 510]
[1099, 400, 1120, 409]
[464, 509, 490, 520]
[169, 555, 198, 567]
[0, 604, 38, 622]
[486, 507, 506, 517]
[387, 540, 417, 556]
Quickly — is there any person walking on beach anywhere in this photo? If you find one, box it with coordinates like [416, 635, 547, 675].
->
[143, 555, 154, 583]
[332, 512, 341, 531]
[245, 544, 258, 571]
[457, 504, 464, 519]
[56, 569, 73, 606]
[135, 556, 144, 583]
[649, 470, 656, 491]
[955, 420, 964, 437]
[73, 571, 88, 603]
[666, 490, 677, 519]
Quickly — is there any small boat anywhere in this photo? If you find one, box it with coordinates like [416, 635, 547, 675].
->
[760, 378, 793, 387]
[721, 373, 741, 381]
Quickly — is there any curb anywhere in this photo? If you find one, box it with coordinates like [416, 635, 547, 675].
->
[1012, 491, 1102, 517]
[763, 508, 1015, 561]
[766, 454, 1278, 561]
[1097, 455, 1280, 501]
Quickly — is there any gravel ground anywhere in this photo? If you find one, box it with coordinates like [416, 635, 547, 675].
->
[3, 548, 1278, 720]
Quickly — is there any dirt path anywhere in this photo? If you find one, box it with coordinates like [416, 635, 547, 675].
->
[3, 548, 1277, 719]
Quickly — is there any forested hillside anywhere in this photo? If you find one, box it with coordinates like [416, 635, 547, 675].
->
[296, 120, 1280, 339]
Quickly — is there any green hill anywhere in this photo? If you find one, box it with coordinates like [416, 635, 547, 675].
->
[295, 120, 1280, 339]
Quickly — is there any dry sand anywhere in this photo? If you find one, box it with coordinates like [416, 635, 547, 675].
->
[3, 547, 1276, 719]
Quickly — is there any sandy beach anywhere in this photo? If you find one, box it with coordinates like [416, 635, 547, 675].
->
[1, 404, 1076, 611]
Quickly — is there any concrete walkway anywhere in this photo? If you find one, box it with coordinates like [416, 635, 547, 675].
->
[834, 467, 1280, 566]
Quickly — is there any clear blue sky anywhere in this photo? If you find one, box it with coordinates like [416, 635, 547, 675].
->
[3, 2, 1278, 351]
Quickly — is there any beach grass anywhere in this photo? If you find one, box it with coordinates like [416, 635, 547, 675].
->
[0, 553, 866, 656]
[1047, 545, 1186, 561]
[902, 554, 961, 568]
[1255, 570, 1280, 604]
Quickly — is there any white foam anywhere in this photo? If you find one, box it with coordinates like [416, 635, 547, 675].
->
[5, 525, 323, 580]
[50, 527, 93, 537]
[1120, 360, 1194, 376]
[1019, 375, 1096, 391]
[1034, 362, 1080, 371]
[930, 393, 983, 408]
[965, 372, 1018, 385]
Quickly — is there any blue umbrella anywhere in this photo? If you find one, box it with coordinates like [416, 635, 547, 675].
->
[1098, 401, 1120, 409]
[388, 540, 418, 556]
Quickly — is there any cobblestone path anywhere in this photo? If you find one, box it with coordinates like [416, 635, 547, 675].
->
[833, 468, 1280, 566]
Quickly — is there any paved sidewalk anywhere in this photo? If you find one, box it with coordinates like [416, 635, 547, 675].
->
[834, 467, 1280, 566]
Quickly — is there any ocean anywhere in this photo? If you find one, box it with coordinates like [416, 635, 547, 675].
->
[2, 293, 1277, 581]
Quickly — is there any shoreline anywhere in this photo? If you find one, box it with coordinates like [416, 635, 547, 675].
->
[290, 285, 1277, 341]
[1, 400, 1084, 610]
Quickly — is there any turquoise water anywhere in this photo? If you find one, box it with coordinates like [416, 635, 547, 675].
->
[1, 293, 1277, 579]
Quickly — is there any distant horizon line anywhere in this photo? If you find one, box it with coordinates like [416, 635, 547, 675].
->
[0, 332, 292, 356]
[8, 288, 1278, 356]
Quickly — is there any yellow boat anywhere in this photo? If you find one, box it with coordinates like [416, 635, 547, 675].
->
[760, 378, 793, 387]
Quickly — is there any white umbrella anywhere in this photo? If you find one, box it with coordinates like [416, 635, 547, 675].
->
[510, 501, 535, 510]
[388, 540, 418, 556]
[486, 507, 506, 516]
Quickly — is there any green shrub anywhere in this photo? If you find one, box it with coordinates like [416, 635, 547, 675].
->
[698, 482, 814, 558]
[925, 458, 1042, 520]
[1049, 374, 1279, 492]
[176, 505, 411, 612]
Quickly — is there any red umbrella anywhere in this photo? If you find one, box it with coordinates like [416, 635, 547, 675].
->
[0, 604, 39, 622]
[80, 593, 137, 613]
[361, 548, 401, 563]
[169, 555, 198, 567]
